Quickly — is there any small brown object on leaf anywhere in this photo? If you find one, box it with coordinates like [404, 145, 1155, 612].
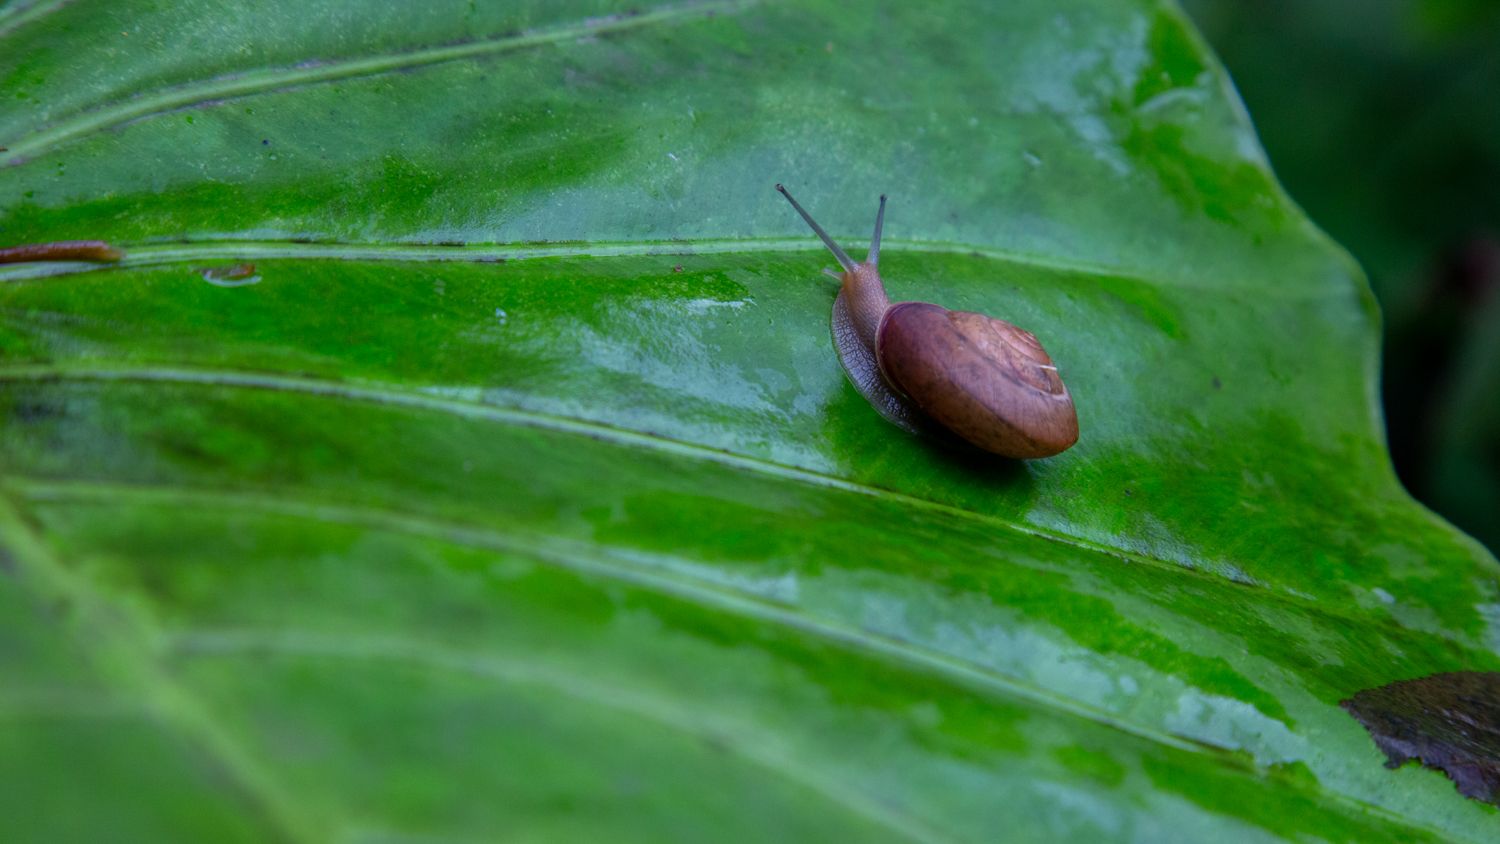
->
[0, 240, 124, 264]
[1341, 671, 1500, 805]
[198, 263, 257, 281]
[198, 263, 261, 287]
[776, 184, 1078, 458]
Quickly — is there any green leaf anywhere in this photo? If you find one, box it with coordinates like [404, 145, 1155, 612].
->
[1, 1, 1497, 840]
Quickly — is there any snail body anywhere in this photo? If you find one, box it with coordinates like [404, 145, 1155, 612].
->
[777, 184, 1078, 459]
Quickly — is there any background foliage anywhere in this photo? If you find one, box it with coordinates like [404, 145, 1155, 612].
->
[1184, 0, 1500, 553]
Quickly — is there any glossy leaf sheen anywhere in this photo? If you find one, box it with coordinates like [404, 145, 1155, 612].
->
[1, 1, 1498, 841]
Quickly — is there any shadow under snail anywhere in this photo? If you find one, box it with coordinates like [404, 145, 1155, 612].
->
[776, 184, 1079, 459]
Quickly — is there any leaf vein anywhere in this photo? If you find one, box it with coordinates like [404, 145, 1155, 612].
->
[0, 362, 1412, 624]
[0, 237, 1336, 298]
[18, 475, 1214, 757]
[0, 0, 67, 41]
[0, 494, 319, 843]
[5, 476, 1470, 844]
[176, 628, 950, 844]
[1, 0, 746, 163]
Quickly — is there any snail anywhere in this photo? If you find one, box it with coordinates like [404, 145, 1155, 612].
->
[776, 184, 1078, 459]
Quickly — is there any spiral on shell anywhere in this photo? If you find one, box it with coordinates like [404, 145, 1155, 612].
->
[877, 302, 1077, 458]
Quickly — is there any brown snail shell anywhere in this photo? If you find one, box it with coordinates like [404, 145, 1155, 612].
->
[777, 185, 1079, 459]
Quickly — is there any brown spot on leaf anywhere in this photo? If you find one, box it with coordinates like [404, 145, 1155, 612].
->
[1341, 671, 1500, 805]
[0, 240, 123, 264]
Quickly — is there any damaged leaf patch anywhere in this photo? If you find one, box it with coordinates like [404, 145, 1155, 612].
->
[1341, 672, 1500, 805]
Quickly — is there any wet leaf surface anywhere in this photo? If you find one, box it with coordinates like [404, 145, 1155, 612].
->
[1, 1, 1499, 841]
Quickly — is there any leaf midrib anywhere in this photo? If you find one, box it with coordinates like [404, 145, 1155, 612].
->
[0, 237, 1343, 299]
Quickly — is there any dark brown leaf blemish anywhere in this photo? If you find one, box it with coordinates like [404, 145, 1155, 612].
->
[1341, 671, 1500, 805]
[0, 241, 123, 264]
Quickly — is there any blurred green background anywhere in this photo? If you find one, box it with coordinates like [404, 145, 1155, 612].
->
[1183, 0, 1500, 553]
